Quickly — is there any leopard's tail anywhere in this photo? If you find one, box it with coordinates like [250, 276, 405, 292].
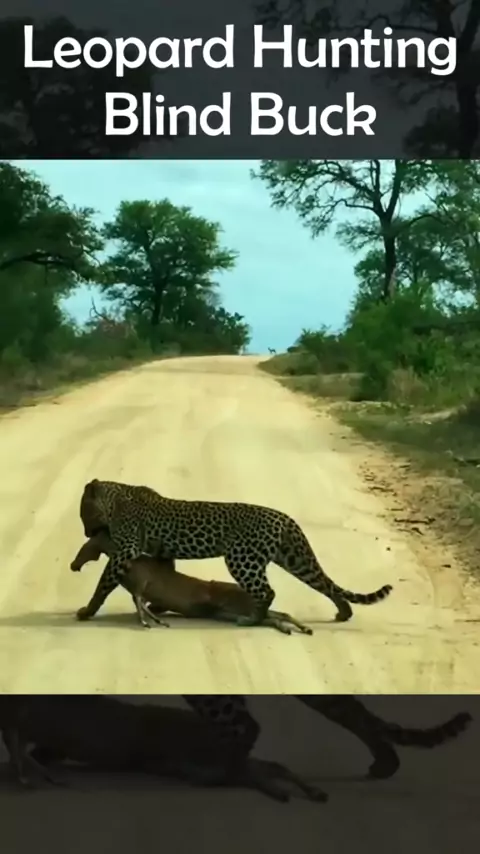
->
[298, 696, 472, 749]
[303, 573, 392, 606]
[383, 711, 472, 747]
[334, 583, 393, 605]
[280, 522, 393, 606]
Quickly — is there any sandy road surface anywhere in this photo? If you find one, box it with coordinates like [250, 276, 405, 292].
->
[0, 354, 478, 693]
[1, 696, 479, 854]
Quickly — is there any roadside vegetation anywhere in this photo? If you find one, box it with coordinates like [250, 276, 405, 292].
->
[256, 159, 480, 569]
[0, 162, 250, 409]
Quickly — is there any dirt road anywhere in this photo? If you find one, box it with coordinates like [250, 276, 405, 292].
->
[0, 355, 478, 693]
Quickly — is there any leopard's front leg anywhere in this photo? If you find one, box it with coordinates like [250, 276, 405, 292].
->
[2, 703, 65, 789]
[76, 543, 141, 621]
[76, 559, 119, 620]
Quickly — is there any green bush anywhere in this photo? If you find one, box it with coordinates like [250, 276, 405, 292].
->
[0, 342, 29, 375]
[261, 350, 321, 376]
[268, 285, 480, 411]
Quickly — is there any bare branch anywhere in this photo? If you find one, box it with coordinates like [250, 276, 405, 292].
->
[90, 298, 113, 325]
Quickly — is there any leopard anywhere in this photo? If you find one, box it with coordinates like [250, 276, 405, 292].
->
[71, 532, 314, 635]
[75, 478, 393, 631]
[0, 696, 326, 803]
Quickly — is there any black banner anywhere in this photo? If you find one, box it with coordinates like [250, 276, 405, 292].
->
[0, 0, 475, 158]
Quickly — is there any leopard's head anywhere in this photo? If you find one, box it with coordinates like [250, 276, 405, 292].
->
[80, 479, 120, 537]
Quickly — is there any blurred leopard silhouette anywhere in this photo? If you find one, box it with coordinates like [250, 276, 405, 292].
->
[185, 695, 472, 781]
[0, 696, 326, 802]
[4, 695, 471, 785]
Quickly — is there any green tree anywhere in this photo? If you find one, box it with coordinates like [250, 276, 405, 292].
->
[0, 162, 102, 278]
[99, 199, 238, 345]
[352, 162, 480, 314]
[254, 159, 434, 301]
[0, 162, 103, 367]
[423, 161, 480, 303]
[202, 307, 251, 354]
[351, 220, 454, 312]
[0, 162, 251, 400]
[0, 265, 61, 358]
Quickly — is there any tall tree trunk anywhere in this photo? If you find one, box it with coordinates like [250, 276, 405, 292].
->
[149, 289, 163, 349]
[150, 296, 161, 327]
[382, 237, 397, 302]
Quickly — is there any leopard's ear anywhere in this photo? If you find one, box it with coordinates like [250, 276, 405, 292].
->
[83, 479, 100, 499]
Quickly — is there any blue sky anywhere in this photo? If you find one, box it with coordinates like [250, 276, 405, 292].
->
[21, 160, 360, 353]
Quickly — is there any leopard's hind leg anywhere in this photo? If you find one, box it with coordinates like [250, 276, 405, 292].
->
[297, 696, 399, 778]
[223, 550, 275, 627]
[274, 543, 352, 623]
